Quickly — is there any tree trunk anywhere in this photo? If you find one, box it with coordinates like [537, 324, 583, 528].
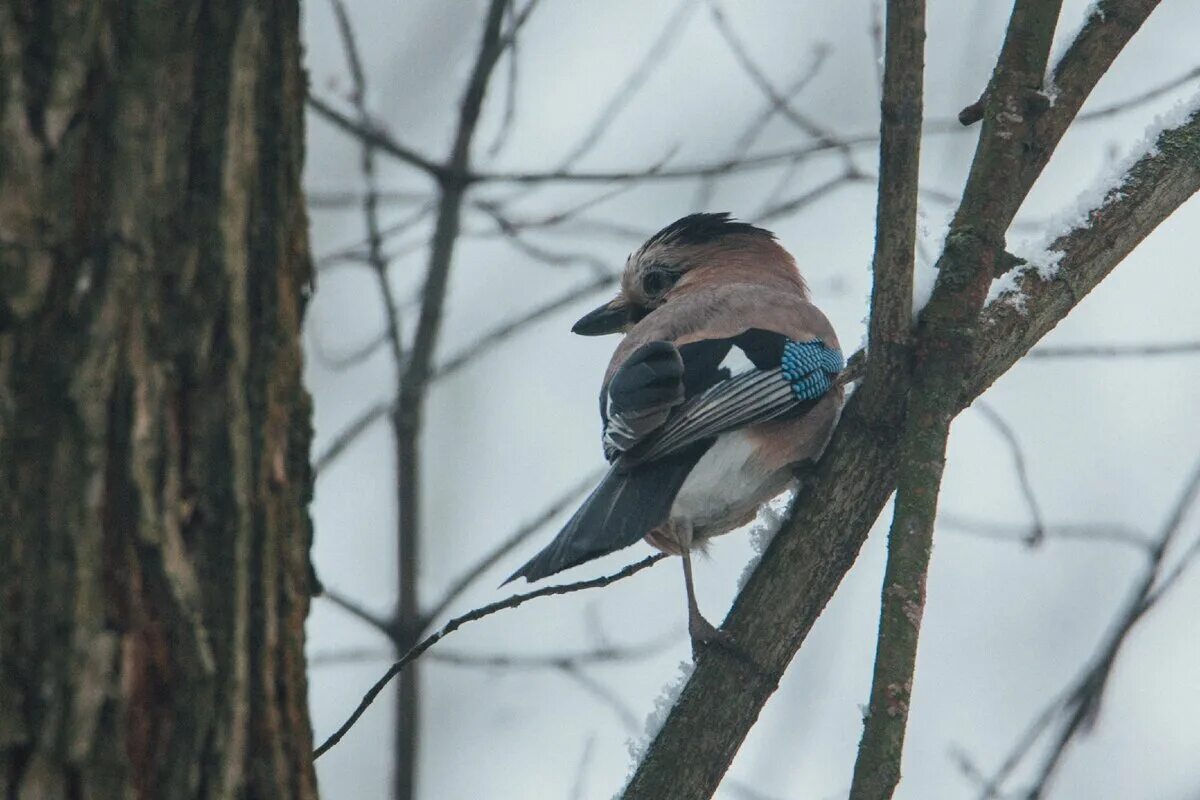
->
[0, 3, 317, 799]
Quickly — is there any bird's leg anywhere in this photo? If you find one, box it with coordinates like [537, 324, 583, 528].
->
[682, 552, 716, 642]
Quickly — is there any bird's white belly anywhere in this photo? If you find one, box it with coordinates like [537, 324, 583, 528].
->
[669, 430, 777, 535]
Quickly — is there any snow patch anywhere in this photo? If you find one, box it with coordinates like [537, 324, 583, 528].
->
[624, 659, 695, 774]
[985, 268, 1027, 313]
[736, 489, 796, 592]
[912, 204, 952, 315]
[996, 94, 1200, 311]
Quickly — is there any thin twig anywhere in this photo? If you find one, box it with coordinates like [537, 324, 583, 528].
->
[322, 588, 394, 639]
[694, 43, 830, 210]
[425, 635, 674, 670]
[1019, 454, 1200, 799]
[1027, 341, 1200, 359]
[419, 468, 605, 626]
[433, 274, 617, 380]
[552, 0, 698, 171]
[980, 454, 1200, 799]
[706, 0, 857, 172]
[313, 401, 391, 474]
[754, 171, 861, 224]
[974, 401, 1046, 543]
[555, 665, 642, 733]
[569, 736, 597, 800]
[307, 93, 445, 179]
[310, 647, 394, 667]
[312, 553, 667, 759]
[939, 513, 1152, 552]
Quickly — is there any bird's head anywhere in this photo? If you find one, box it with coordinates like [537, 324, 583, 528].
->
[571, 212, 806, 336]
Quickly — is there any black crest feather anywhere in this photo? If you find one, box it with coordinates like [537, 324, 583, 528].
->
[644, 212, 774, 248]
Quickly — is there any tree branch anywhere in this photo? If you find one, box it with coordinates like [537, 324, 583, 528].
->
[620, 67, 1199, 800]
[1027, 340, 1200, 359]
[973, 401, 1046, 543]
[847, 0, 933, 794]
[312, 553, 667, 759]
[419, 468, 604, 627]
[859, 0, 924, 423]
[387, 7, 516, 795]
[980, 454, 1200, 799]
[322, 588, 395, 639]
[306, 92, 445, 179]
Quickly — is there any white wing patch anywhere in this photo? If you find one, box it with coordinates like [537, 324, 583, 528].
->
[718, 344, 756, 377]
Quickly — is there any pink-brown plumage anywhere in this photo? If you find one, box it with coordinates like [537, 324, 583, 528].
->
[510, 213, 844, 649]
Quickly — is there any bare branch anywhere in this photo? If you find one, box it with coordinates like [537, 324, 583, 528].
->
[857, 0, 923, 427]
[309, 329, 389, 372]
[425, 635, 674, 670]
[939, 513, 1152, 552]
[753, 171, 861, 225]
[706, 1, 856, 172]
[973, 401, 1046, 543]
[420, 468, 605, 626]
[1027, 340, 1200, 359]
[983, 454, 1200, 799]
[322, 588, 395, 639]
[310, 648, 394, 667]
[848, 0, 930, 793]
[312, 553, 667, 759]
[433, 274, 617, 381]
[306, 188, 427, 209]
[313, 400, 391, 474]
[386, 6, 515, 796]
[334, 0, 408, 369]
[306, 93, 445, 179]
[551, 0, 698, 171]
[1004, 0, 1165, 222]
[694, 43, 831, 210]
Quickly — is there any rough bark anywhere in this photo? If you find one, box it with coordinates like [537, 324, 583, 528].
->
[0, 3, 317, 799]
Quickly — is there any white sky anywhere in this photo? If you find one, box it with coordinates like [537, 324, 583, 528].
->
[301, 2, 1200, 798]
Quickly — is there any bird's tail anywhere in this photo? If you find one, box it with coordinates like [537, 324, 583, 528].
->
[503, 453, 700, 585]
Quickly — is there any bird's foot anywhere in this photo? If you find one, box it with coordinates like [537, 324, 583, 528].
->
[688, 612, 734, 659]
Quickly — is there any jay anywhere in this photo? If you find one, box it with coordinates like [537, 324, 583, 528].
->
[507, 213, 844, 648]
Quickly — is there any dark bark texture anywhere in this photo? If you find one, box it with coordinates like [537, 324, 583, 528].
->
[0, 3, 317, 799]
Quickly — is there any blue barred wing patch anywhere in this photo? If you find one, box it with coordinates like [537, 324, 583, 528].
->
[780, 339, 844, 402]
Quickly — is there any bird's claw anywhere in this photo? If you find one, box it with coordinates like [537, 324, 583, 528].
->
[688, 614, 735, 658]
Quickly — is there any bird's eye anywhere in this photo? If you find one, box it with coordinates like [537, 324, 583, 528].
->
[642, 269, 676, 296]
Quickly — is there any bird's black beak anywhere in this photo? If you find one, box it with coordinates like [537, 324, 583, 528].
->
[572, 298, 630, 336]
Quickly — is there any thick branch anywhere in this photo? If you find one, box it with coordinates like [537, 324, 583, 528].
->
[861, 0, 924, 419]
[619, 95, 1200, 800]
[389, 4, 512, 798]
[855, 1, 1063, 793]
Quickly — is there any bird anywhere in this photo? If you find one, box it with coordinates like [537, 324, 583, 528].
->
[505, 213, 844, 650]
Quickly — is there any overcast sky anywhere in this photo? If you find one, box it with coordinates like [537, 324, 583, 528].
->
[300, 2, 1200, 798]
